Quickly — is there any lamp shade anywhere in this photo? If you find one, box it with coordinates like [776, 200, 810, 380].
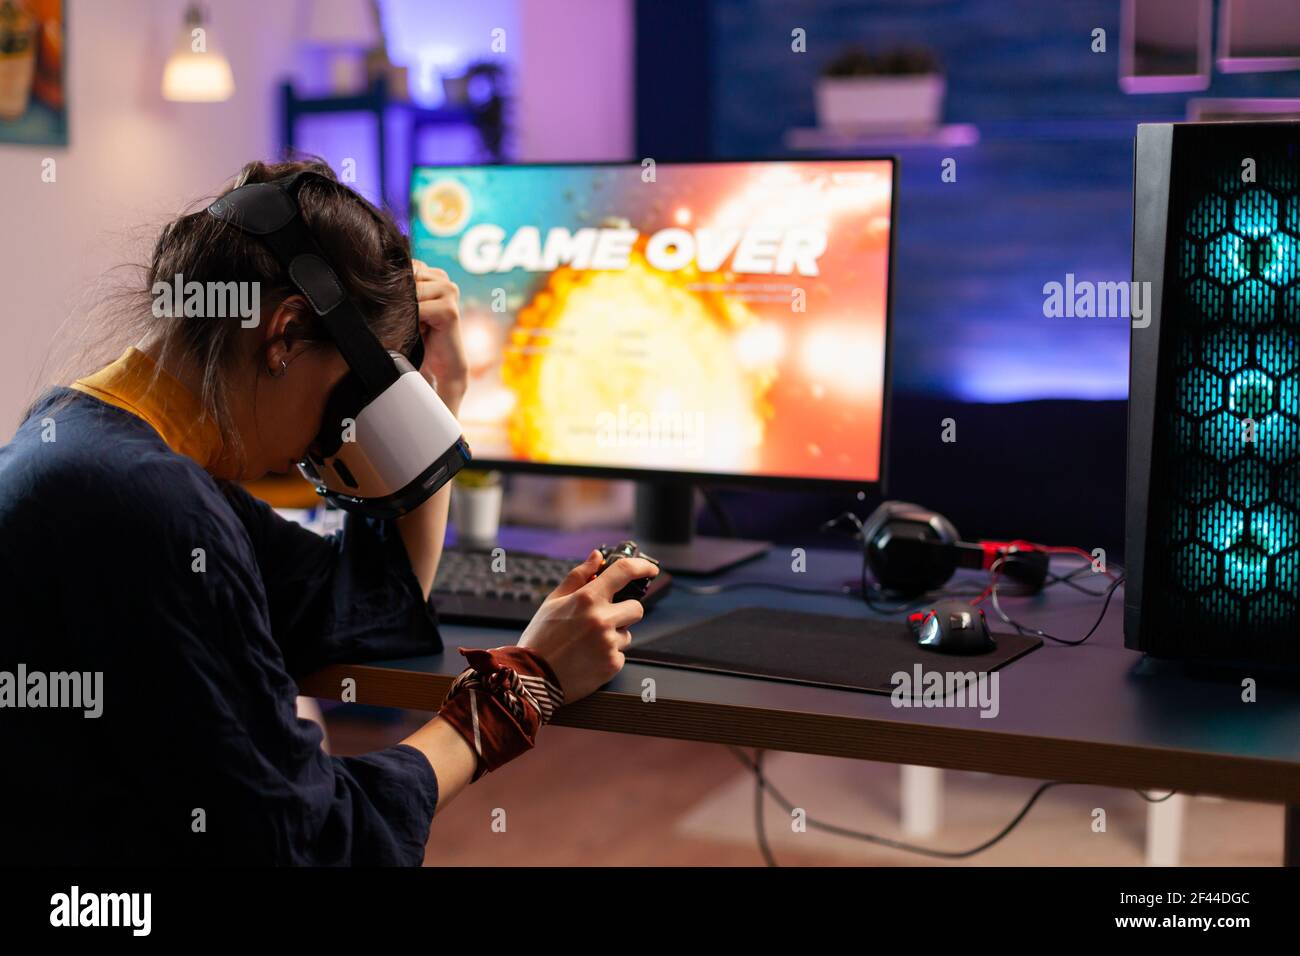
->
[162, 5, 234, 102]
[305, 0, 381, 48]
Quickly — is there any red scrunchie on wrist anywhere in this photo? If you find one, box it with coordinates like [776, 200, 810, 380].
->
[438, 646, 564, 781]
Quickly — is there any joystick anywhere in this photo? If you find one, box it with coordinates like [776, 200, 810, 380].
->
[595, 540, 661, 602]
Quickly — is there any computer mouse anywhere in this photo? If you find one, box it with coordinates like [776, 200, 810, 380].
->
[909, 599, 997, 655]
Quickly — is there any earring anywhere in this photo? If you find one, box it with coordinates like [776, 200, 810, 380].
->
[270, 359, 287, 379]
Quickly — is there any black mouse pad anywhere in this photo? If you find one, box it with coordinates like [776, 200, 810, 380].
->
[626, 607, 1042, 695]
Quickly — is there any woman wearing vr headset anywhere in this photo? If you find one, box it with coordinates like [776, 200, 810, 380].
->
[0, 159, 656, 865]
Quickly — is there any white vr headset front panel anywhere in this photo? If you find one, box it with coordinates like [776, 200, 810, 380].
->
[327, 370, 464, 498]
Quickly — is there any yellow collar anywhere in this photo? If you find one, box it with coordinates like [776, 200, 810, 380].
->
[71, 347, 226, 474]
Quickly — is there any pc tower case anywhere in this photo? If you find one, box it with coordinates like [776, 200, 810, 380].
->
[1127, 122, 1300, 664]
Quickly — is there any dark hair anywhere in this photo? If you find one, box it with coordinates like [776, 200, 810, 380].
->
[141, 158, 417, 463]
[30, 158, 416, 461]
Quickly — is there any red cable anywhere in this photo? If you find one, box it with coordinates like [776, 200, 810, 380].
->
[979, 540, 1117, 580]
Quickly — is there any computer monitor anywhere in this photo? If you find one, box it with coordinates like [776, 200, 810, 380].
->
[409, 158, 896, 571]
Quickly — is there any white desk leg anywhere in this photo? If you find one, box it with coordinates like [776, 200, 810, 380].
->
[901, 765, 944, 837]
[1145, 793, 1186, 866]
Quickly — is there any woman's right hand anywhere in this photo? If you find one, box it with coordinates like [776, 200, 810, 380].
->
[517, 550, 660, 703]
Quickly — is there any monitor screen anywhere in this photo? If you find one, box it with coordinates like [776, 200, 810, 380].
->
[409, 159, 894, 485]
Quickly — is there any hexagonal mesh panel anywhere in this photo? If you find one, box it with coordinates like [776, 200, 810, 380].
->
[1148, 134, 1300, 651]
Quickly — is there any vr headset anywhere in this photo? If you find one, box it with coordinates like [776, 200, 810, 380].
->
[207, 170, 471, 519]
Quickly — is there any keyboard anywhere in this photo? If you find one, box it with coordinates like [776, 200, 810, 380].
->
[430, 548, 672, 627]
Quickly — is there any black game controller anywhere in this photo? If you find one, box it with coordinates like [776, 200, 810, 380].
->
[595, 540, 661, 602]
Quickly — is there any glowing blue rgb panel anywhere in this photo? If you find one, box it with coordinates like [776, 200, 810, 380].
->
[1162, 156, 1300, 631]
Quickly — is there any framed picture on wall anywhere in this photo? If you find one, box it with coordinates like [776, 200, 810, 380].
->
[0, 0, 65, 146]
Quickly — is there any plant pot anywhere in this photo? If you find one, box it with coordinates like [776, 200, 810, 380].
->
[319, 49, 368, 95]
[815, 73, 946, 132]
[441, 73, 470, 107]
[451, 482, 504, 549]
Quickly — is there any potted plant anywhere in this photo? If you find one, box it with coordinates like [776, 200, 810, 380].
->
[816, 46, 945, 133]
[450, 469, 504, 549]
[0, 0, 37, 120]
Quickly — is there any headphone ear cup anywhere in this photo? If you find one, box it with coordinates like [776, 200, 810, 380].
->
[866, 534, 957, 597]
[862, 501, 960, 596]
[998, 549, 1050, 593]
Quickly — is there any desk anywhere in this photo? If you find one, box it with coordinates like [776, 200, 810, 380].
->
[299, 528, 1300, 861]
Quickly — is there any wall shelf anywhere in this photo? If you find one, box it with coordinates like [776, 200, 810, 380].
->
[784, 124, 980, 152]
[783, 117, 1201, 154]
[280, 78, 481, 210]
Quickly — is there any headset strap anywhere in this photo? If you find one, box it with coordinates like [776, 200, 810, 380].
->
[206, 171, 402, 397]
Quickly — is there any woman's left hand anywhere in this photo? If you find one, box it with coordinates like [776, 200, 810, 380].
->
[413, 259, 468, 414]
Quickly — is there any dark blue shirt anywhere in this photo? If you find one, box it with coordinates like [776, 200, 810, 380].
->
[0, 389, 443, 865]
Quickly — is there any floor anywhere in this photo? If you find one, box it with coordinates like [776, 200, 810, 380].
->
[324, 709, 1285, 867]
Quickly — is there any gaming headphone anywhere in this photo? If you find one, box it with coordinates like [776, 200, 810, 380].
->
[860, 500, 1050, 597]
[207, 170, 471, 518]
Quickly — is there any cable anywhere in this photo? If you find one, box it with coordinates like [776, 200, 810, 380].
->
[731, 747, 1064, 862]
[1044, 562, 1121, 597]
[699, 487, 737, 539]
[1037, 544, 1121, 582]
[731, 748, 1179, 864]
[752, 750, 779, 867]
[820, 510, 865, 539]
[987, 558, 1125, 646]
[691, 509, 1121, 636]
[819, 511, 1098, 613]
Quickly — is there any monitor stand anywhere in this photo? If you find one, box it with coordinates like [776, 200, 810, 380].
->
[632, 482, 770, 576]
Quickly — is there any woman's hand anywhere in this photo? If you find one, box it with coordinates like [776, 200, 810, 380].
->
[412, 259, 468, 413]
[517, 550, 661, 703]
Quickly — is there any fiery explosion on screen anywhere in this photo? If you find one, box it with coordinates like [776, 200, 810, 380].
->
[502, 240, 777, 470]
[412, 160, 892, 482]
